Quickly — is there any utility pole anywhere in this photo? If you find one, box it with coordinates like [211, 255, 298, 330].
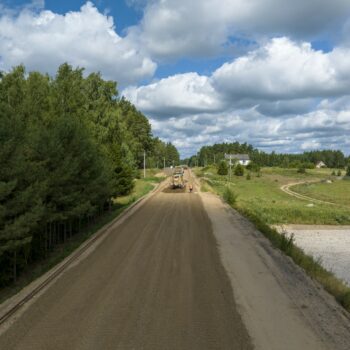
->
[229, 160, 232, 181]
[143, 150, 146, 178]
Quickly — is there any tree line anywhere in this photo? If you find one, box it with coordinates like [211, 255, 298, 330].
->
[0, 64, 179, 286]
[184, 142, 349, 169]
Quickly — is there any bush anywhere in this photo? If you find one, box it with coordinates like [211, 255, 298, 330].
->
[246, 162, 260, 172]
[337, 169, 342, 176]
[246, 172, 251, 180]
[297, 166, 306, 174]
[331, 170, 336, 176]
[217, 160, 228, 175]
[223, 186, 237, 206]
[234, 163, 244, 176]
[290, 161, 315, 169]
[346, 165, 350, 177]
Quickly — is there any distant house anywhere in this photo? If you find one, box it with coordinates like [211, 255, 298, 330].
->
[225, 154, 251, 166]
[316, 161, 327, 168]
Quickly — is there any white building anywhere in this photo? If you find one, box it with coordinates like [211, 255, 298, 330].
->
[316, 161, 327, 168]
[225, 154, 251, 166]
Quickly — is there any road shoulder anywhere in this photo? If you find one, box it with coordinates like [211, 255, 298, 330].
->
[199, 190, 350, 350]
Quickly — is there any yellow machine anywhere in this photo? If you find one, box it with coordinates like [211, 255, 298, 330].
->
[172, 167, 185, 189]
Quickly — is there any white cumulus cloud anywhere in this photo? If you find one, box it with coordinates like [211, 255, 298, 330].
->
[123, 72, 224, 118]
[212, 37, 350, 101]
[126, 0, 350, 59]
[0, 2, 156, 85]
[124, 37, 350, 156]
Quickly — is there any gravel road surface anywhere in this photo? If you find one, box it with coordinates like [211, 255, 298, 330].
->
[278, 225, 350, 286]
[0, 174, 252, 350]
[1, 170, 350, 350]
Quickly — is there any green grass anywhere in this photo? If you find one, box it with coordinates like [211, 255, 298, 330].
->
[197, 166, 350, 312]
[0, 175, 161, 305]
[292, 178, 350, 207]
[197, 166, 350, 225]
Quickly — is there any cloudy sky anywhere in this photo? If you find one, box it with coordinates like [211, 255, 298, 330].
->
[1, 0, 350, 157]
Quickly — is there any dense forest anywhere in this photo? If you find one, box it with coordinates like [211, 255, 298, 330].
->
[0, 64, 179, 286]
[185, 142, 349, 169]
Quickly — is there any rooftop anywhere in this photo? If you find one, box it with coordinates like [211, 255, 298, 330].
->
[224, 154, 250, 161]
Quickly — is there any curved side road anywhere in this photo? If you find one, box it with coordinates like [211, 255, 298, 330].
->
[280, 181, 340, 206]
[201, 190, 350, 350]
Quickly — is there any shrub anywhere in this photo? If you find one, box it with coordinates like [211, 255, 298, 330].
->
[234, 163, 244, 176]
[217, 160, 228, 175]
[290, 161, 315, 169]
[337, 169, 342, 176]
[246, 172, 251, 180]
[223, 186, 237, 206]
[297, 166, 306, 174]
[331, 170, 336, 176]
[346, 165, 350, 177]
[246, 162, 260, 172]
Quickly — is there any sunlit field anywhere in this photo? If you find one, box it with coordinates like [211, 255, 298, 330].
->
[196, 166, 350, 225]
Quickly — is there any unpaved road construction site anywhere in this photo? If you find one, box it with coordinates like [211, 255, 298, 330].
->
[1, 170, 350, 350]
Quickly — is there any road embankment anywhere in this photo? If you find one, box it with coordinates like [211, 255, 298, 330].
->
[199, 188, 350, 350]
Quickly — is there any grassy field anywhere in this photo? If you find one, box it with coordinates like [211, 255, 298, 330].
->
[196, 166, 350, 225]
[196, 166, 350, 311]
[0, 171, 165, 304]
[292, 179, 350, 207]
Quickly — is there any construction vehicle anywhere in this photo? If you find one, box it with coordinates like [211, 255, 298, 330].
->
[172, 166, 185, 189]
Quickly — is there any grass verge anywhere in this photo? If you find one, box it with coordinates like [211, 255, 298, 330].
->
[195, 166, 350, 225]
[200, 176, 350, 312]
[0, 176, 161, 305]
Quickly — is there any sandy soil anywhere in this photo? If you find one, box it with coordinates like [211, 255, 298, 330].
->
[0, 170, 252, 350]
[1, 170, 350, 350]
[201, 191, 350, 350]
[277, 225, 350, 286]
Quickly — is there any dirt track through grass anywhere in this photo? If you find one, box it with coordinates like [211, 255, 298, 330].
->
[280, 181, 339, 206]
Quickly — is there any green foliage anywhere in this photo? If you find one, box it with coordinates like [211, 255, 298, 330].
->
[246, 172, 251, 180]
[297, 166, 306, 174]
[217, 160, 228, 175]
[193, 141, 347, 168]
[347, 165, 350, 177]
[234, 163, 244, 176]
[0, 64, 178, 287]
[337, 169, 342, 176]
[223, 187, 237, 206]
[332, 170, 336, 176]
[198, 166, 350, 226]
[246, 162, 260, 172]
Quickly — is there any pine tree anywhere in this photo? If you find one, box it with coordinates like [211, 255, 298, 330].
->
[234, 164, 245, 176]
[217, 161, 228, 175]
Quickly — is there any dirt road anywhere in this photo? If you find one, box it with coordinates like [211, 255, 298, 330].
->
[1, 170, 350, 349]
[0, 175, 252, 350]
[280, 181, 339, 206]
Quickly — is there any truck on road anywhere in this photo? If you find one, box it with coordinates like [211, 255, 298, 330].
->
[172, 167, 185, 189]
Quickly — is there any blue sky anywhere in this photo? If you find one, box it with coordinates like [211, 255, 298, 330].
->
[1, 0, 350, 157]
